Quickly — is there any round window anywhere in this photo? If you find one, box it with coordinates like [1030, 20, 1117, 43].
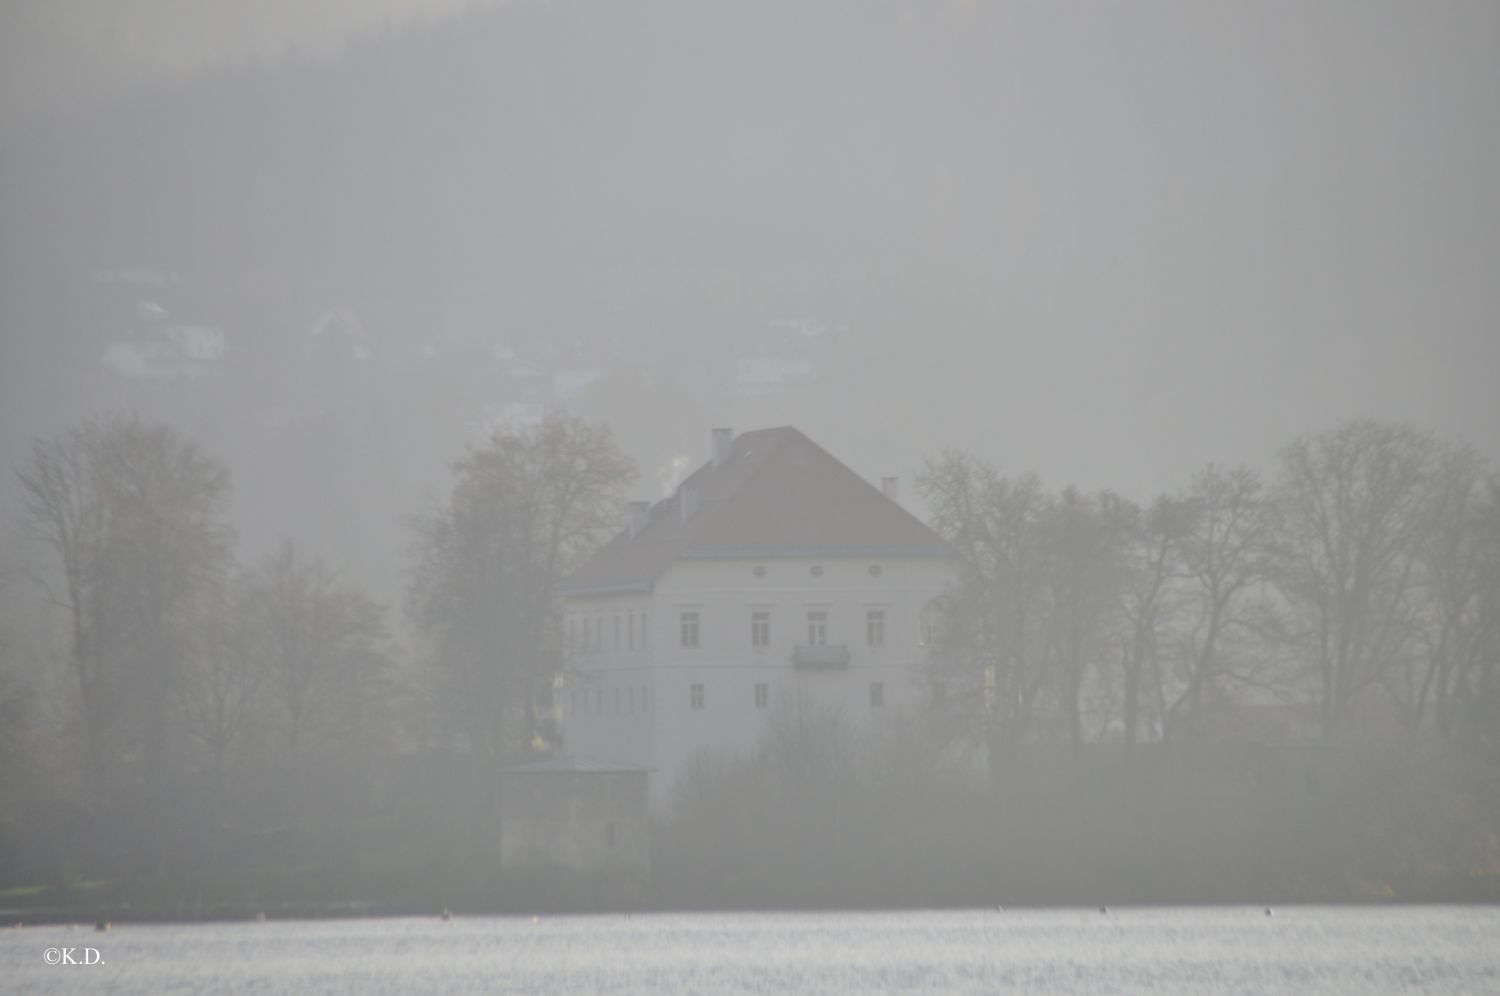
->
[753, 565, 766, 578]
[868, 564, 883, 578]
[811, 565, 824, 577]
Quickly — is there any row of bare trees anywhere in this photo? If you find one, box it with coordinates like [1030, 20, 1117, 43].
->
[2, 409, 1491, 901]
[920, 418, 1500, 768]
[11, 417, 395, 794]
[2, 416, 402, 883]
[1, 411, 635, 889]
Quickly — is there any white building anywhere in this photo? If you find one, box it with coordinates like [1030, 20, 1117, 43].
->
[103, 324, 227, 380]
[558, 427, 954, 809]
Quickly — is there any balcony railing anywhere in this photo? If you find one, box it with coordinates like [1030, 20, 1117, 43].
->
[791, 644, 851, 669]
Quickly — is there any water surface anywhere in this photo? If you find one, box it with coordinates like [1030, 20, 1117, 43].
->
[3, 906, 1498, 994]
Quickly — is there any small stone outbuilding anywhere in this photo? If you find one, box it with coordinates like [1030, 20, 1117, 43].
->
[498, 757, 650, 877]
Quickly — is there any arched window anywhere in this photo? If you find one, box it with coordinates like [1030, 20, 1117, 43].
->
[919, 597, 949, 650]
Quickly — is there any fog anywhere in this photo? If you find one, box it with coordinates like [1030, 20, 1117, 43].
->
[0, 0, 1497, 920]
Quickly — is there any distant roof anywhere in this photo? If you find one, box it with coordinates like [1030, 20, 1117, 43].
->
[560, 426, 952, 596]
[501, 755, 653, 773]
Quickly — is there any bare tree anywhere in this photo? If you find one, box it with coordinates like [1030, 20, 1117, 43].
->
[246, 539, 392, 765]
[1415, 468, 1500, 740]
[919, 453, 1052, 770]
[1271, 419, 1448, 732]
[178, 574, 272, 784]
[14, 416, 232, 793]
[1041, 487, 1124, 755]
[1108, 493, 1191, 753]
[920, 456, 1125, 762]
[406, 415, 635, 760]
[1460, 482, 1500, 758]
[1167, 464, 1277, 736]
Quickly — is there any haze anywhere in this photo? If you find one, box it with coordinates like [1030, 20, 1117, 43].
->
[1, 0, 1499, 946]
[3, 2, 1496, 572]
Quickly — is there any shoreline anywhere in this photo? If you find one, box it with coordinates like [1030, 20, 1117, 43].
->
[7, 893, 1500, 928]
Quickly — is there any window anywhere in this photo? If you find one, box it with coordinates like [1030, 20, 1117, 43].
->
[613, 687, 620, 715]
[870, 682, 885, 708]
[866, 610, 886, 647]
[642, 612, 650, 651]
[593, 618, 602, 654]
[810, 564, 824, 577]
[643, 683, 650, 713]
[920, 598, 948, 649]
[605, 822, 616, 848]
[807, 610, 828, 646]
[567, 618, 576, 655]
[628, 612, 636, 651]
[569, 690, 577, 718]
[755, 683, 769, 709]
[594, 688, 602, 715]
[628, 686, 635, 714]
[751, 611, 771, 648]
[680, 611, 700, 649]
[690, 683, 705, 710]
[868, 564, 883, 577]
[613, 614, 621, 653]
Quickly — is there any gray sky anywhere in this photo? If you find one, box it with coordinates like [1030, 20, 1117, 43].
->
[0, 0, 481, 125]
[1, 0, 1496, 542]
[4, 2, 1500, 932]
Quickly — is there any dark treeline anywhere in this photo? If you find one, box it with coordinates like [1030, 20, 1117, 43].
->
[667, 418, 1500, 906]
[1, 411, 1496, 915]
[922, 419, 1499, 754]
[0, 412, 635, 915]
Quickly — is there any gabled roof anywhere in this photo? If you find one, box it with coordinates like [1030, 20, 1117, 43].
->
[560, 427, 951, 596]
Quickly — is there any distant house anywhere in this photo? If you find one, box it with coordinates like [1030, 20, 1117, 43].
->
[558, 427, 954, 807]
[731, 318, 838, 397]
[306, 307, 374, 363]
[103, 324, 226, 380]
[733, 352, 818, 397]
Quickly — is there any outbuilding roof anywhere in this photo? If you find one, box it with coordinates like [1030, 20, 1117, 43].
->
[559, 426, 951, 596]
[501, 756, 653, 774]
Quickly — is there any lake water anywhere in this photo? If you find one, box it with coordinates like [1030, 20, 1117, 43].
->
[3, 906, 1498, 994]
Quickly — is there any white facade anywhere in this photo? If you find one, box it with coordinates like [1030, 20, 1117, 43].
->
[561, 553, 951, 809]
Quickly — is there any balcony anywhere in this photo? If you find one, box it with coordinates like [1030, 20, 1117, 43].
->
[791, 644, 850, 669]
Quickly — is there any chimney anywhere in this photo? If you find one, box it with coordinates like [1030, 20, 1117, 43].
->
[711, 427, 734, 469]
[628, 500, 651, 538]
[680, 485, 700, 522]
[882, 477, 899, 503]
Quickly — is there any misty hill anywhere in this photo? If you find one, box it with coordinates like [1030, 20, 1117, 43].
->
[8, 1, 1002, 325]
[2, 0, 1496, 589]
[0, 0, 1030, 586]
